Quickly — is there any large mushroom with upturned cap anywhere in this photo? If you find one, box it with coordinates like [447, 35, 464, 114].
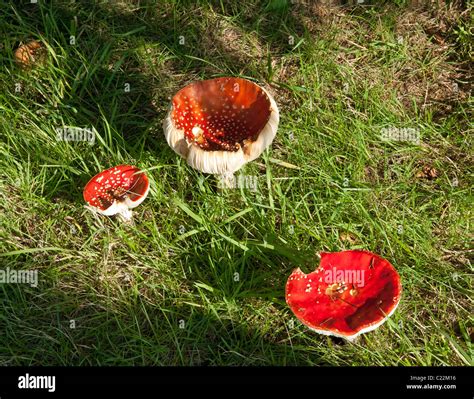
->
[286, 250, 402, 341]
[163, 77, 279, 181]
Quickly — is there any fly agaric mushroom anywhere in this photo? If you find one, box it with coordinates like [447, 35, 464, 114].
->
[83, 165, 150, 222]
[163, 77, 279, 184]
[14, 40, 46, 68]
[286, 250, 402, 341]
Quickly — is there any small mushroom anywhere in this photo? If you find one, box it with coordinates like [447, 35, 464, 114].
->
[83, 165, 150, 222]
[286, 250, 402, 341]
[14, 40, 46, 68]
[163, 77, 279, 184]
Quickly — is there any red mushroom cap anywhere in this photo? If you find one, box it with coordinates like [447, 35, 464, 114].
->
[163, 77, 279, 175]
[83, 165, 149, 219]
[286, 250, 402, 341]
[171, 77, 271, 151]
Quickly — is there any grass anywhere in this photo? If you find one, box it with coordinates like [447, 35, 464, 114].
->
[0, 0, 472, 366]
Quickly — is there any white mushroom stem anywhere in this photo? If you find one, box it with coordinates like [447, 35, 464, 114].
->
[116, 208, 134, 224]
[85, 200, 135, 223]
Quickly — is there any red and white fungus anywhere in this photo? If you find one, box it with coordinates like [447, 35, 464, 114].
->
[286, 250, 402, 341]
[163, 77, 279, 177]
[83, 165, 150, 222]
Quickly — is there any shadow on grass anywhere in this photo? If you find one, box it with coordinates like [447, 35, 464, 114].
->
[0, 275, 344, 366]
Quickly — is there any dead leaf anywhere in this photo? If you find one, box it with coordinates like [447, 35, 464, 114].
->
[14, 40, 46, 68]
[416, 165, 439, 180]
[339, 231, 358, 244]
